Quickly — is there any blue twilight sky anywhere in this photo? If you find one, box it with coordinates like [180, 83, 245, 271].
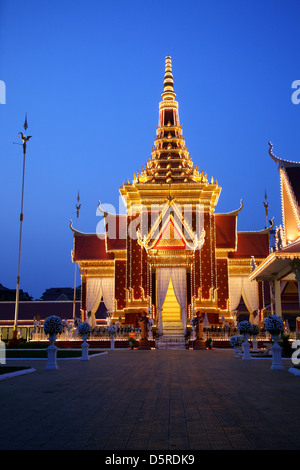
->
[0, 0, 300, 300]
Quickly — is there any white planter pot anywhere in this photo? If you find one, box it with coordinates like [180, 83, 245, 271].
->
[46, 334, 58, 370]
[81, 334, 89, 361]
[271, 335, 284, 370]
[242, 334, 251, 360]
[233, 346, 240, 358]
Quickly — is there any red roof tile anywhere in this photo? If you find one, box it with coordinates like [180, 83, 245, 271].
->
[215, 214, 237, 250]
[229, 232, 270, 259]
[105, 214, 127, 251]
[74, 234, 114, 261]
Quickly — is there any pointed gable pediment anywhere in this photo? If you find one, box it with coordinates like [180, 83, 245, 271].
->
[137, 200, 205, 251]
[153, 216, 186, 250]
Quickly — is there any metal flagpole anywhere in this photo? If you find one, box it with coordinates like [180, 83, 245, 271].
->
[72, 191, 81, 320]
[13, 115, 32, 341]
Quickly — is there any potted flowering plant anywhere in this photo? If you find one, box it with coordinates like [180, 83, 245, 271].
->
[73, 317, 81, 328]
[229, 335, 243, 347]
[238, 320, 252, 338]
[43, 315, 63, 342]
[108, 324, 117, 349]
[78, 321, 91, 339]
[229, 335, 243, 358]
[33, 318, 41, 334]
[108, 324, 117, 337]
[43, 315, 63, 370]
[264, 314, 284, 336]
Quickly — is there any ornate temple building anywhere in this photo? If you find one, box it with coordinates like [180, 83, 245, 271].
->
[250, 143, 300, 328]
[71, 57, 272, 341]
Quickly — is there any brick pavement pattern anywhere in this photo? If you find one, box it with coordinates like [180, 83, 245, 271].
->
[1, 349, 300, 450]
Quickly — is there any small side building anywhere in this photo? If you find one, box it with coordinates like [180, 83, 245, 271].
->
[250, 143, 300, 329]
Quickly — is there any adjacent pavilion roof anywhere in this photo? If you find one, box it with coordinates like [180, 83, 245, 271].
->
[250, 238, 300, 281]
[250, 143, 300, 282]
[268, 142, 300, 245]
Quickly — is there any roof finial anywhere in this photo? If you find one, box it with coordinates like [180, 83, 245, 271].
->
[162, 56, 176, 100]
[263, 189, 269, 229]
[24, 113, 28, 133]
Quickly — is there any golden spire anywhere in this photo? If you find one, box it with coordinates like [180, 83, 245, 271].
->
[134, 57, 217, 187]
[159, 56, 179, 123]
[161, 56, 176, 101]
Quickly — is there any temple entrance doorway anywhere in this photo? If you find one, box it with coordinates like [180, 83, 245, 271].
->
[161, 278, 181, 323]
[156, 269, 186, 348]
[156, 266, 187, 337]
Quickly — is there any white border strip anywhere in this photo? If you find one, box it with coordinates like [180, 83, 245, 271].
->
[0, 367, 36, 381]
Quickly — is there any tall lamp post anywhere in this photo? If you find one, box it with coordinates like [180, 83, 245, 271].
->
[72, 191, 81, 320]
[13, 115, 32, 341]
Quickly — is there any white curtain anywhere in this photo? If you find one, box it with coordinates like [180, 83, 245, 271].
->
[229, 277, 243, 312]
[86, 277, 115, 328]
[101, 277, 115, 314]
[171, 267, 187, 333]
[242, 277, 259, 323]
[86, 278, 103, 327]
[156, 267, 187, 335]
[156, 268, 172, 335]
[229, 276, 259, 322]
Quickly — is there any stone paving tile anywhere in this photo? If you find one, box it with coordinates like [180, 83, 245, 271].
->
[1, 349, 300, 451]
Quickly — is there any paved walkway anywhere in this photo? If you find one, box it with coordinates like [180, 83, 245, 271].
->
[0, 349, 300, 451]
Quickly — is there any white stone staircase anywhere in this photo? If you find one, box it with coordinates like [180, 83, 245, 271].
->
[156, 321, 186, 349]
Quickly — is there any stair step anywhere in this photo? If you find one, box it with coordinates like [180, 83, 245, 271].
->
[156, 337, 186, 350]
[160, 320, 186, 349]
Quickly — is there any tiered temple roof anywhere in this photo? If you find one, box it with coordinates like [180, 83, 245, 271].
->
[135, 57, 216, 186]
[70, 56, 275, 327]
[73, 57, 272, 265]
